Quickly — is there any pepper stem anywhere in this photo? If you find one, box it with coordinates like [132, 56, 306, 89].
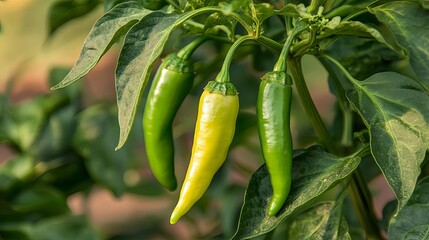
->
[215, 35, 254, 83]
[176, 36, 207, 60]
[273, 24, 307, 72]
[348, 169, 384, 240]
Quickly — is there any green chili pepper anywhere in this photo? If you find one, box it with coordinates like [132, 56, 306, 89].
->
[169, 81, 239, 224]
[255, 25, 305, 216]
[257, 71, 293, 216]
[143, 53, 194, 191]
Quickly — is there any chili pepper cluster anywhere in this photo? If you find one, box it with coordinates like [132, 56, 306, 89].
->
[143, 35, 294, 224]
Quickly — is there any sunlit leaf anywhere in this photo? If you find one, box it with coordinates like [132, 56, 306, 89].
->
[52, 2, 151, 90]
[232, 146, 360, 239]
[287, 200, 351, 239]
[324, 37, 404, 85]
[105, 0, 167, 11]
[371, 2, 429, 88]
[389, 177, 429, 239]
[115, 8, 217, 149]
[346, 72, 429, 210]
[320, 20, 405, 56]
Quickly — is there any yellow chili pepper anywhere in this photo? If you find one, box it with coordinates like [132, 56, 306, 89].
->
[170, 81, 239, 224]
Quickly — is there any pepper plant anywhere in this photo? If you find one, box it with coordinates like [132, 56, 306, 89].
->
[2, 0, 429, 239]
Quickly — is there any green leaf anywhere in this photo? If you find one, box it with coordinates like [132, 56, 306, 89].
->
[287, 201, 351, 239]
[0, 224, 31, 240]
[32, 103, 77, 159]
[323, 0, 384, 17]
[389, 177, 429, 239]
[1, 100, 45, 150]
[104, 0, 126, 11]
[324, 5, 362, 19]
[0, 215, 100, 240]
[346, 72, 429, 210]
[219, 0, 254, 30]
[73, 104, 135, 197]
[421, 0, 429, 9]
[11, 185, 69, 215]
[37, 155, 92, 196]
[371, 2, 429, 88]
[0, 93, 69, 151]
[48, 0, 102, 35]
[276, 3, 302, 18]
[254, 3, 275, 24]
[31, 215, 100, 240]
[114, 8, 215, 149]
[219, 0, 251, 13]
[319, 20, 405, 56]
[204, 12, 237, 40]
[187, 0, 205, 8]
[51, 2, 151, 90]
[104, 0, 167, 11]
[0, 155, 34, 192]
[232, 145, 360, 240]
[324, 37, 405, 83]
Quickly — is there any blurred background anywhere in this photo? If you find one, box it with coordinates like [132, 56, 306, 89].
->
[0, 0, 394, 239]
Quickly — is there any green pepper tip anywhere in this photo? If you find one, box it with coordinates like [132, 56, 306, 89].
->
[267, 196, 283, 216]
[162, 178, 177, 192]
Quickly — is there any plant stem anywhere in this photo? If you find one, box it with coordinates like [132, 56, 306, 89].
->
[284, 0, 294, 35]
[257, 36, 282, 55]
[307, 0, 326, 14]
[287, 57, 338, 153]
[347, 146, 379, 236]
[341, 110, 353, 147]
[165, 0, 180, 11]
[348, 169, 384, 240]
[177, 36, 207, 59]
[292, 28, 317, 57]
